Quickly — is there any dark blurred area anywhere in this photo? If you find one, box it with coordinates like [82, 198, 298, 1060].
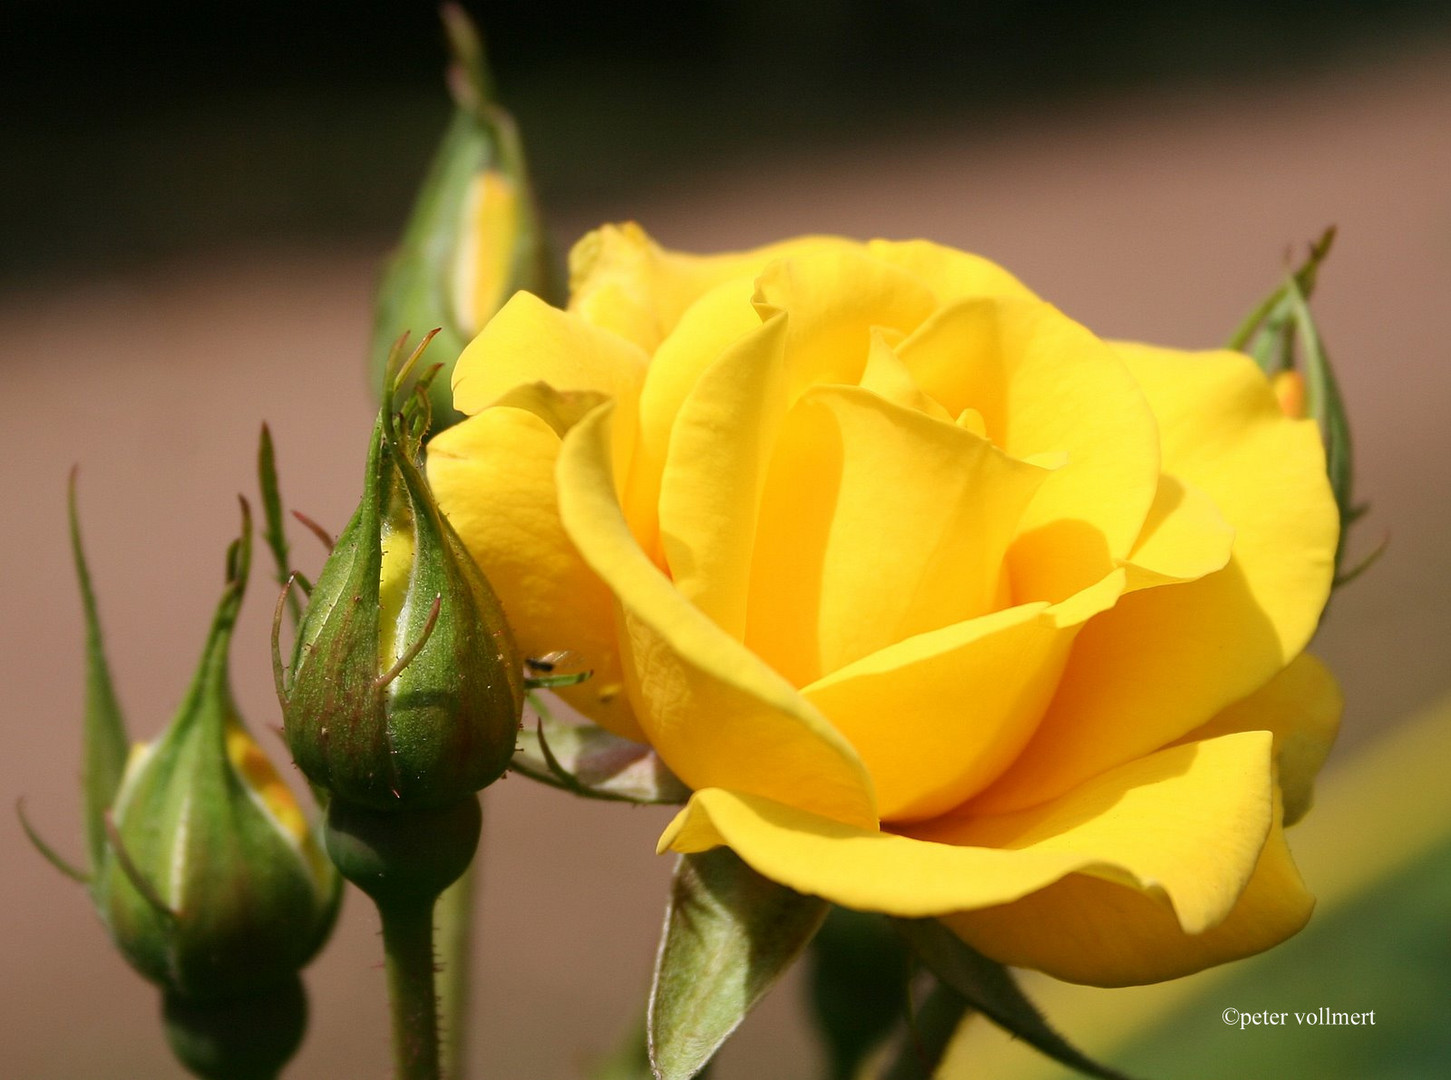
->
[5, 0, 1450, 286]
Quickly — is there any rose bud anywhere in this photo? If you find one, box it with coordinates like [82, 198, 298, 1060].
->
[99, 503, 340, 1002]
[278, 392, 523, 813]
[369, 2, 555, 433]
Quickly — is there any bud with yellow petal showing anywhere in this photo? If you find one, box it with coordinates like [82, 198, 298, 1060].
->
[19, 485, 341, 1080]
[99, 504, 340, 1003]
[1231, 227, 1376, 587]
[369, 3, 556, 432]
[279, 356, 524, 813]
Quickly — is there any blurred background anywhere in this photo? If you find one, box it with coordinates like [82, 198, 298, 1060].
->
[3, 1, 1449, 1076]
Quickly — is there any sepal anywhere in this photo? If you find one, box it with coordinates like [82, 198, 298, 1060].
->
[894, 918, 1132, 1080]
[649, 849, 828, 1079]
[513, 694, 689, 805]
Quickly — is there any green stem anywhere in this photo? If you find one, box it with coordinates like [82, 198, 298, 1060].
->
[323, 798, 481, 1080]
[436, 857, 477, 1080]
[380, 899, 444, 1080]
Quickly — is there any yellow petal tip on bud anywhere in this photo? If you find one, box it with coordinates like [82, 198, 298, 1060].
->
[1272, 369, 1307, 420]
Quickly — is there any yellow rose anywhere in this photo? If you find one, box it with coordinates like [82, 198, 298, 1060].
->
[428, 223, 1342, 987]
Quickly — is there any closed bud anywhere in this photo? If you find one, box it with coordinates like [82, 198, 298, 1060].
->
[279, 390, 524, 812]
[369, 3, 555, 432]
[99, 505, 340, 1002]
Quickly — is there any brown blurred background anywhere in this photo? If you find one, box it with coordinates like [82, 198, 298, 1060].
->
[4, 2, 1450, 1077]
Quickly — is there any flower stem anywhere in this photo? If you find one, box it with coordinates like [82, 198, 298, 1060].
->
[380, 897, 444, 1080]
[435, 856, 477, 1080]
[322, 797, 481, 1080]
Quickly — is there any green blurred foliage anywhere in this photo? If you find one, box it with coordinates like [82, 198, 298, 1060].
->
[1097, 836, 1451, 1079]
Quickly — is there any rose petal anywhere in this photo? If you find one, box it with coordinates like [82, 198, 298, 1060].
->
[656, 313, 790, 638]
[567, 223, 857, 351]
[752, 247, 939, 396]
[800, 571, 1126, 824]
[1123, 473, 1236, 591]
[866, 239, 1038, 304]
[972, 346, 1337, 813]
[427, 407, 643, 739]
[451, 291, 648, 417]
[744, 385, 1050, 687]
[895, 297, 1162, 603]
[660, 731, 1274, 932]
[859, 328, 953, 421]
[556, 400, 878, 828]
[1175, 651, 1342, 827]
[1117, 343, 1338, 658]
[944, 803, 1311, 987]
[626, 273, 772, 566]
[801, 603, 1061, 823]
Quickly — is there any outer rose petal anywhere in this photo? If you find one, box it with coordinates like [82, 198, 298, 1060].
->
[556, 400, 878, 828]
[945, 803, 1311, 987]
[751, 247, 939, 397]
[661, 731, 1274, 937]
[451, 291, 648, 416]
[567, 223, 858, 352]
[1176, 651, 1342, 827]
[972, 346, 1337, 813]
[894, 297, 1162, 603]
[427, 407, 643, 739]
[865, 239, 1039, 305]
[1122, 473, 1235, 591]
[1118, 343, 1338, 657]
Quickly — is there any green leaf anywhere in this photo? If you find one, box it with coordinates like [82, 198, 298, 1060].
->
[895, 919, 1132, 1080]
[68, 470, 129, 882]
[649, 849, 829, 1079]
[1109, 834, 1451, 1079]
[807, 907, 912, 1080]
[512, 696, 690, 805]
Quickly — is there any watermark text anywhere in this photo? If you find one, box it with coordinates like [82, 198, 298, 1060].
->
[1221, 1007, 1376, 1029]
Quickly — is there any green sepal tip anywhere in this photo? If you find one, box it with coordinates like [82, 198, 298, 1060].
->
[69, 468, 130, 887]
[894, 918, 1133, 1080]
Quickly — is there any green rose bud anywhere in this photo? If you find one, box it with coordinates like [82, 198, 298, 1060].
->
[369, 3, 556, 432]
[278, 382, 524, 812]
[98, 504, 340, 1002]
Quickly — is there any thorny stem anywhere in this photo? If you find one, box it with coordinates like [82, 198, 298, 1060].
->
[380, 897, 444, 1080]
[435, 858, 477, 1080]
